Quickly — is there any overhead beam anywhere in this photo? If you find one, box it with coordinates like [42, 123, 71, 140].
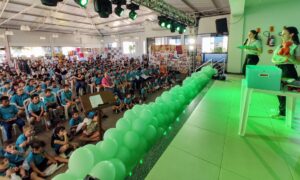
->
[211, 0, 218, 9]
[83, 8, 103, 37]
[181, 0, 198, 12]
[3, 9, 92, 26]
[0, 3, 37, 26]
[0, 18, 96, 31]
[0, 0, 9, 19]
[132, 0, 196, 26]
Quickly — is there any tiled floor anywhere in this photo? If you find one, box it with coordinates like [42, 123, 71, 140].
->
[146, 76, 300, 180]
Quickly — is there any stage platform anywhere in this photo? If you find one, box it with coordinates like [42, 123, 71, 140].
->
[146, 75, 300, 180]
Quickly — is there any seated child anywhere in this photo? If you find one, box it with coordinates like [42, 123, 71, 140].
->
[25, 140, 68, 180]
[28, 94, 50, 129]
[124, 93, 134, 110]
[34, 85, 43, 96]
[3, 143, 25, 167]
[79, 112, 100, 143]
[69, 110, 83, 135]
[112, 95, 123, 114]
[60, 84, 78, 115]
[0, 157, 25, 179]
[44, 89, 64, 121]
[16, 125, 34, 154]
[51, 126, 77, 156]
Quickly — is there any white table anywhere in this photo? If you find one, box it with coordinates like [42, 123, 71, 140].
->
[239, 79, 300, 136]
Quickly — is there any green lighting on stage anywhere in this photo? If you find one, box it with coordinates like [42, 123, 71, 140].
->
[74, 0, 88, 8]
[129, 10, 137, 20]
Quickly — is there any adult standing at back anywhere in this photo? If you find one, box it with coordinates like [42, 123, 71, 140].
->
[102, 72, 114, 92]
[272, 26, 300, 117]
[241, 30, 263, 75]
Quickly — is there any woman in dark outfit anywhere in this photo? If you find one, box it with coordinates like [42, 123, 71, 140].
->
[272, 26, 300, 117]
[242, 30, 263, 75]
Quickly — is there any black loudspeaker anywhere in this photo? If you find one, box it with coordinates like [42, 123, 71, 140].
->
[215, 18, 228, 35]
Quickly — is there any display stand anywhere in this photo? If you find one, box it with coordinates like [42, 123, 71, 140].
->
[79, 91, 115, 140]
[239, 79, 300, 136]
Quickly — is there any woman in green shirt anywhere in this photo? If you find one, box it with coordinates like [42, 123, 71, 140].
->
[272, 26, 300, 117]
[242, 30, 263, 75]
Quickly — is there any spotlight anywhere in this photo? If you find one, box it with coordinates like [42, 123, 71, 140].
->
[114, 5, 124, 17]
[126, 3, 139, 20]
[166, 19, 172, 29]
[158, 16, 167, 28]
[178, 25, 187, 34]
[94, 0, 112, 18]
[41, 0, 63, 6]
[129, 10, 137, 20]
[74, 0, 88, 8]
[112, 0, 126, 17]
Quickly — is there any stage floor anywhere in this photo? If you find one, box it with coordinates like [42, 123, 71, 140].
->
[146, 75, 300, 180]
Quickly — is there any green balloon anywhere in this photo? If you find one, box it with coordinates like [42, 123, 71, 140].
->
[116, 118, 132, 132]
[89, 161, 116, 180]
[156, 127, 165, 139]
[150, 117, 159, 128]
[53, 173, 77, 180]
[132, 104, 144, 115]
[138, 136, 150, 154]
[84, 144, 103, 165]
[132, 119, 149, 135]
[68, 147, 94, 178]
[103, 128, 126, 145]
[116, 147, 132, 167]
[110, 159, 126, 180]
[124, 110, 138, 120]
[144, 125, 157, 144]
[124, 131, 140, 150]
[97, 138, 119, 159]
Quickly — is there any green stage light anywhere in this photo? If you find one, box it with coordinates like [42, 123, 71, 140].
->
[166, 22, 171, 29]
[129, 10, 137, 20]
[114, 5, 124, 17]
[41, 0, 63, 6]
[74, 0, 88, 8]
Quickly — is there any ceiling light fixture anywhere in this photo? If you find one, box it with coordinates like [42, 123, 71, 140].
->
[41, 0, 63, 6]
[126, 3, 139, 20]
[74, 0, 88, 8]
[94, 0, 113, 18]
[112, 0, 126, 17]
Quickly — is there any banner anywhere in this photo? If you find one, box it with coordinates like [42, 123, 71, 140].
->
[149, 45, 189, 74]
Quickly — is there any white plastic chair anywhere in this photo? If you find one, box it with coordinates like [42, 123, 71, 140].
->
[57, 89, 69, 120]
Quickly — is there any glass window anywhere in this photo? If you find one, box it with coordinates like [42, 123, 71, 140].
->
[123, 41, 136, 54]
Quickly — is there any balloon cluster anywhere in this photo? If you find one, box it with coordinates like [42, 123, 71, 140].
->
[53, 66, 216, 180]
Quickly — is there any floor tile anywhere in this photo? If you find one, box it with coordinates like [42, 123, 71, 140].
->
[219, 168, 250, 180]
[222, 137, 293, 180]
[170, 124, 225, 166]
[186, 109, 228, 135]
[145, 147, 220, 180]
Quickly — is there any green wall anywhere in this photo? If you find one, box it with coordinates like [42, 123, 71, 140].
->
[228, 0, 300, 74]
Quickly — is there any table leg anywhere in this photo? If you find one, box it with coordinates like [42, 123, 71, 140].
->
[285, 97, 295, 128]
[239, 88, 253, 136]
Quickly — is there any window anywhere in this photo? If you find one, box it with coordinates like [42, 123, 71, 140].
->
[155, 36, 181, 45]
[202, 36, 228, 53]
[123, 41, 136, 54]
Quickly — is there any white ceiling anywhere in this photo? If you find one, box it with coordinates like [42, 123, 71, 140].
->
[0, 0, 230, 36]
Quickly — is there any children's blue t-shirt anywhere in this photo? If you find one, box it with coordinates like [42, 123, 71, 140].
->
[16, 134, 28, 152]
[69, 117, 83, 127]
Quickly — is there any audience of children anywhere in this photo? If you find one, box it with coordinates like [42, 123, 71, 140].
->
[0, 56, 181, 179]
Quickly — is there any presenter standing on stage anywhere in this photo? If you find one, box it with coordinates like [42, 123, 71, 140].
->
[241, 30, 263, 75]
[272, 26, 300, 117]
